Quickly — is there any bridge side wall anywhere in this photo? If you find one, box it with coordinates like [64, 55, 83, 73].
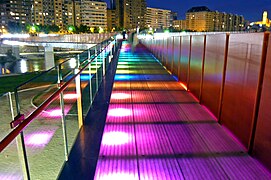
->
[141, 32, 271, 171]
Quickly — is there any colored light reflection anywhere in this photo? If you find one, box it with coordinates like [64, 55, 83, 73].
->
[107, 108, 132, 117]
[25, 131, 55, 147]
[98, 173, 137, 180]
[43, 106, 71, 118]
[80, 74, 93, 80]
[111, 93, 130, 100]
[0, 174, 22, 180]
[102, 131, 131, 146]
[64, 93, 78, 100]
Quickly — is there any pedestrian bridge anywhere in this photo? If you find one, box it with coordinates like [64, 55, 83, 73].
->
[0, 32, 271, 179]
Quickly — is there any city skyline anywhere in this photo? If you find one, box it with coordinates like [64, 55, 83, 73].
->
[106, 0, 271, 21]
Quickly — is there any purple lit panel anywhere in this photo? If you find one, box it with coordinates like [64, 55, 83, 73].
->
[139, 158, 184, 180]
[216, 156, 271, 179]
[169, 91, 198, 103]
[164, 124, 209, 154]
[192, 123, 245, 153]
[99, 125, 136, 156]
[133, 104, 161, 123]
[135, 125, 173, 155]
[150, 91, 175, 103]
[94, 158, 139, 180]
[177, 157, 227, 179]
[110, 91, 132, 104]
[156, 104, 188, 122]
[179, 104, 216, 121]
[106, 104, 133, 123]
[131, 91, 154, 103]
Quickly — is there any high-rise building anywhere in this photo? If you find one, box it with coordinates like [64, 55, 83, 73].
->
[0, 0, 32, 27]
[173, 20, 187, 31]
[107, 9, 116, 31]
[145, 7, 172, 30]
[66, 0, 81, 26]
[80, 0, 107, 31]
[186, 6, 244, 32]
[186, 6, 214, 32]
[114, 0, 146, 29]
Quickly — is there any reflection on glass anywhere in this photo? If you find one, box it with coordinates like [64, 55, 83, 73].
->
[20, 59, 28, 73]
[69, 58, 77, 68]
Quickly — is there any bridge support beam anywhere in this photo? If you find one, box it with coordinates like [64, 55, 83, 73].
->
[44, 45, 55, 70]
[12, 45, 20, 59]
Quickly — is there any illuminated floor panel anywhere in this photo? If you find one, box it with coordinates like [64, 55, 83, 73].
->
[99, 125, 136, 156]
[139, 158, 184, 180]
[94, 158, 139, 180]
[135, 124, 174, 156]
[106, 104, 133, 123]
[92, 42, 271, 180]
[133, 104, 161, 123]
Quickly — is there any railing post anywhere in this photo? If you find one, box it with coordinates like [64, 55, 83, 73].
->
[76, 55, 83, 128]
[88, 48, 93, 104]
[57, 65, 69, 161]
[103, 43, 106, 76]
[14, 89, 31, 180]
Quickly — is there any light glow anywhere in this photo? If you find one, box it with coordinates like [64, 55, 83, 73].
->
[111, 93, 130, 100]
[25, 131, 55, 147]
[107, 108, 132, 117]
[97, 173, 137, 180]
[102, 131, 131, 146]
[64, 93, 78, 100]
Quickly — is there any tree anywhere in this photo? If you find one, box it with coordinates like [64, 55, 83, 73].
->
[7, 22, 23, 33]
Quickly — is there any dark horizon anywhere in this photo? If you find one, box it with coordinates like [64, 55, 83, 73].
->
[105, 0, 271, 22]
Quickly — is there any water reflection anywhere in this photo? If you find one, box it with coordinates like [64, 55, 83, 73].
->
[0, 53, 80, 75]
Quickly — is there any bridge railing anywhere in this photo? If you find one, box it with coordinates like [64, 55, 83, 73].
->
[2, 33, 117, 44]
[141, 32, 271, 171]
[0, 36, 119, 179]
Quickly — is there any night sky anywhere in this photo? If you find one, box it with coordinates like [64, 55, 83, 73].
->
[105, 0, 271, 22]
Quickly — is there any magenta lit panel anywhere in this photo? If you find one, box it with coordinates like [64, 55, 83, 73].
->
[179, 104, 216, 121]
[94, 158, 139, 180]
[99, 125, 136, 156]
[131, 91, 154, 103]
[193, 123, 245, 153]
[215, 156, 271, 179]
[106, 104, 133, 123]
[110, 91, 132, 104]
[135, 125, 173, 156]
[164, 124, 209, 154]
[156, 104, 188, 122]
[133, 104, 161, 123]
[178, 157, 228, 179]
[139, 158, 184, 180]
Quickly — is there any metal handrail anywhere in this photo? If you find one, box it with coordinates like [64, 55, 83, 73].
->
[0, 39, 114, 153]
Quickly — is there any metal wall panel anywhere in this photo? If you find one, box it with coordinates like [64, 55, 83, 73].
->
[172, 36, 181, 77]
[253, 34, 271, 171]
[221, 33, 264, 148]
[201, 34, 227, 118]
[189, 35, 205, 99]
[166, 37, 174, 70]
[180, 36, 191, 86]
